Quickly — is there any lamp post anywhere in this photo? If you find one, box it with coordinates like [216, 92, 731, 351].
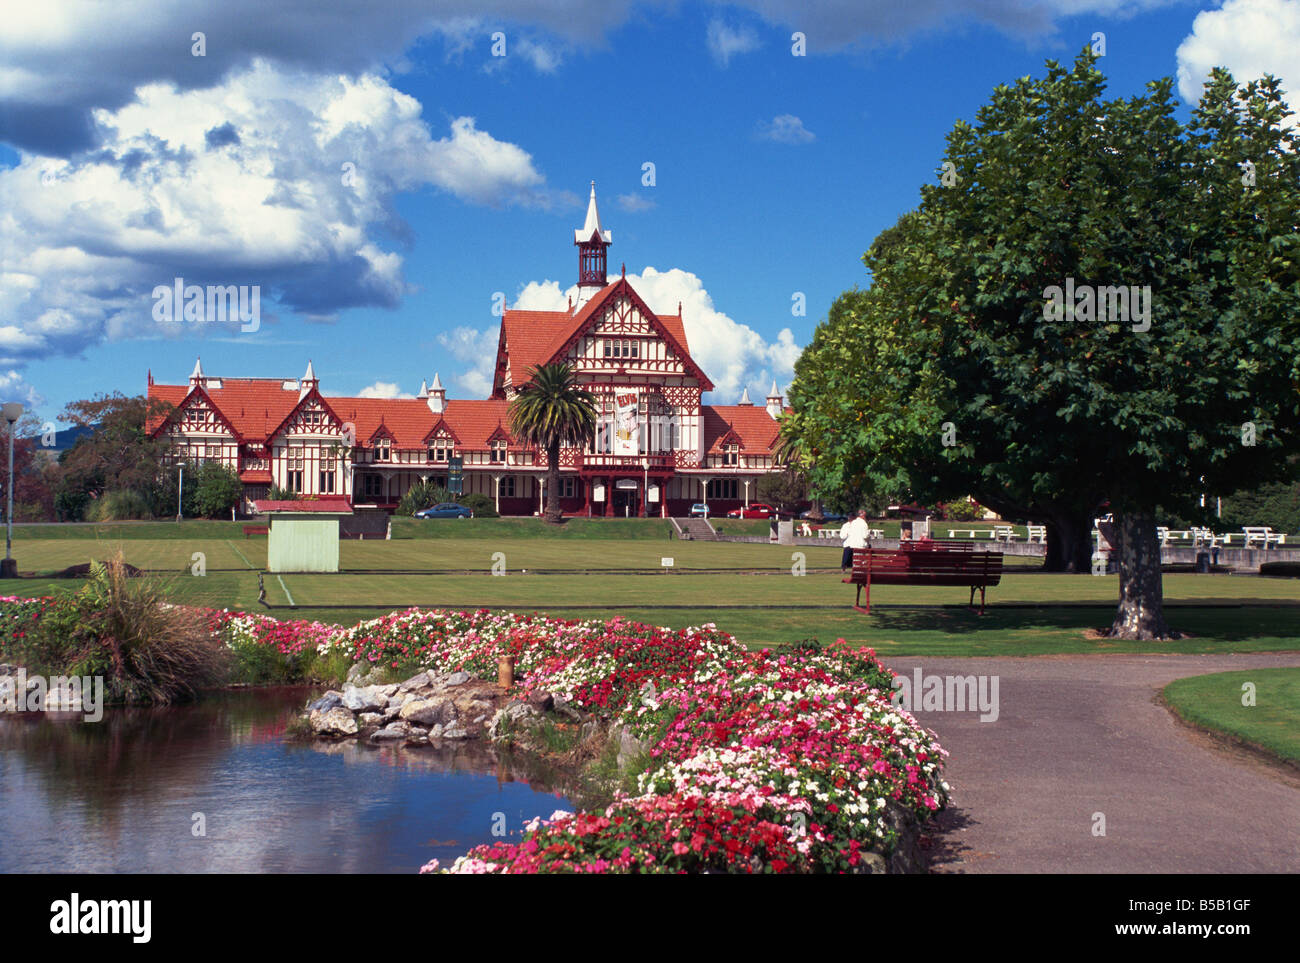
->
[2, 402, 23, 578]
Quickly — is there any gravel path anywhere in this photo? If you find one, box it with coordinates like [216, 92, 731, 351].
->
[885, 652, 1300, 873]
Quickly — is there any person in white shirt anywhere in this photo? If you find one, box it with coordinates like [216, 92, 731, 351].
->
[840, 510, 870, 571]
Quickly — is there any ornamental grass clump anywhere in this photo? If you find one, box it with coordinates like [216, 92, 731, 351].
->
[2, 558, 228, 704]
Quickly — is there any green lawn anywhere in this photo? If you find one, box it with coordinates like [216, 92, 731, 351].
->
[1163, 668, 1300, 766]
[9, 528, 1300, 656]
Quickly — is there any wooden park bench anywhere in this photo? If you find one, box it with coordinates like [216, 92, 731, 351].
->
[242, 525, 269, 538]
[992, 525, 1018, 542]
[843, 546, 1004, 615]
[1025, 524, 1046, 544]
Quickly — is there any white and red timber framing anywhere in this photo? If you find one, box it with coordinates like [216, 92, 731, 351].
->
[146, 185, 790, 517]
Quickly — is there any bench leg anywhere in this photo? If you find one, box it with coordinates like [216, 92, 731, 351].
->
[979, 585, 987, 615]
[853, 580, 871, 615]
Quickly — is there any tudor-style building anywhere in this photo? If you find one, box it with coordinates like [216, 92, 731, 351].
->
[147, 184, 790, 516]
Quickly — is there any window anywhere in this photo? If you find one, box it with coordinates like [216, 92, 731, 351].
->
[594, 418, 612, 454]
[429, 440, 450, 463]
[360, 474, 384, 498]
[557, 477, 576, 498]
[707, 478, 739, 500]
[490, 440, 507, 464]
[602, 339, 639, 360]
[319, 468, 335, 493]
[723, 443, 739, 467]
[499, 476, 515, 497]
[287, 446, 304, 492]
[376, 440, 391, 461]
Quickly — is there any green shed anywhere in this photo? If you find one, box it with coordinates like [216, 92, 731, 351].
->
[251, 497, 354, 573]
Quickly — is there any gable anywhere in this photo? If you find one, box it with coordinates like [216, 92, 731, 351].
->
[494, 278, 713, 394]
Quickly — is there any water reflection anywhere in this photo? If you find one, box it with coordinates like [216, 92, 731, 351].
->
[0, 688, 574, 873]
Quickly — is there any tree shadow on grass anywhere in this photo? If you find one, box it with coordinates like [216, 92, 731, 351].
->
[864, 606, 1298, 643]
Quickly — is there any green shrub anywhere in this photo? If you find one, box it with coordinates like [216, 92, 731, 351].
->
[192, 462, 243, 518]
[398, 481, 451, 516]
[85, 489, 154, 521]
[459, 493, 498, 517]
[267, 484, 295, 501]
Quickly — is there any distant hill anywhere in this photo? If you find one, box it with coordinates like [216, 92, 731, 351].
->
[27, 424, 95, 455]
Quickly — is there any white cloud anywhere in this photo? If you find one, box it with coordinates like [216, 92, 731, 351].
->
[357, 380, 414, 399]
[0, 61, 563, 366]
[756, 114, 815, 144]
[1176, 0, 1300, 125]
[512, 268, 801, 404]
[616, 192, 656, 212]
[437, 325, 500, 397]
[706, 18, 762, 66]
[0, 370, 44, 408]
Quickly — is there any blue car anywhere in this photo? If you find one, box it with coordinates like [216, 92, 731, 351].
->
[415, 502, 473, 519]
[689, 503, 711, 518]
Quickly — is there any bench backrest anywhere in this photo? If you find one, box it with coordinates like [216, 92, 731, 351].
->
[851, 548, 1003, 580]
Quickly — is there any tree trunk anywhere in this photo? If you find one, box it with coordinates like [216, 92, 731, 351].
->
[1043, 511, 1094, 573]
[544, 442, 562, 524]
[1105, 509, 1178, 639]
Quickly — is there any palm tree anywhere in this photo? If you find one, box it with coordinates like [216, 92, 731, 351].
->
[508, 363, 596, 523]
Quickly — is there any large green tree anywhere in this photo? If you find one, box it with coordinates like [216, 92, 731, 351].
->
[787, 51, 1300, 639]
[508, 363, 596, 524]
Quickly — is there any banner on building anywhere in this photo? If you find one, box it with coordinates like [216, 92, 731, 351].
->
[614, 391, 639, 456]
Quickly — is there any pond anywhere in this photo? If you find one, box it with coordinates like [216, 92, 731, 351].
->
[0, 688, 575, 873]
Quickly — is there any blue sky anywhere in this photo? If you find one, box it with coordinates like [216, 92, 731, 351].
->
[1, 0, 1297, 427]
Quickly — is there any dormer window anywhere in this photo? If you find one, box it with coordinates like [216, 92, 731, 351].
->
[490, 440, 507, 464]
[428, 440, 451, 463]
[723, 443, 739, 467]
[376, 440, 391, 461]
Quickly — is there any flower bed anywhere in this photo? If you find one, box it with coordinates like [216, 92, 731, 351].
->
[1, 596, 948, 872]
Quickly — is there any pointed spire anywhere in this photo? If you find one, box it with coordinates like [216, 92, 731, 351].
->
[765, 381, 785, 419]
[575, 181, 612, 245]
[739, 387, 752, 405]
[418, 379, 428, 398]
[147, 368, 153, 387]
[427, 372, 446, 414]
[190, 357, 203, 384]
[299, 360, 317, 400]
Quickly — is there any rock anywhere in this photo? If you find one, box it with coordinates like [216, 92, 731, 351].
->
[445, 671, 471, 686]
[342, 685, 388, 713]
[527, 690, 555, 713]
[306, 691, 344, 713]
[358, 712, 384, 727]
[408, 726, 428, 738]
[345, 662, 368, 684]
[441, 725, 472, 740]
[552, 696, 582, 723]
[855, 853, 888, 874]
[381, 703, 403, 723]
[400, 698, 458, 727]
[614, 726, 648, 770]
[398, 672, 431, 692]
[370, 728, 406, 742]
[487, 701, 543, 741]
[428, 723, 445, 739]
[309, 707, 358, 737]
[383, 720, 411, 735]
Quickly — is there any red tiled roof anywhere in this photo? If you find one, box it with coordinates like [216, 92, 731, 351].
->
[702, 405, 781, 452]
[239, 470, 272, 483]
[252, 497, 353, 514]
[147, 378, 302, 443]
